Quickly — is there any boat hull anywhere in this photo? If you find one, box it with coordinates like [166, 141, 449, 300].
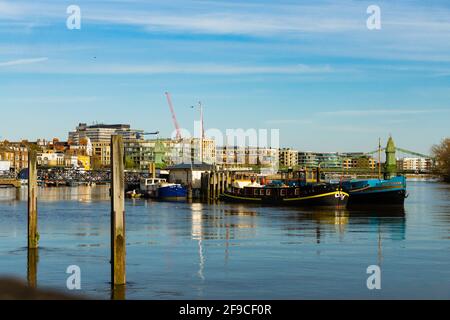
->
[343, 176, 407, 207]
[347, 189, 406, 206]
[158, 185, 187, 201]
[221, 190, 348, 207]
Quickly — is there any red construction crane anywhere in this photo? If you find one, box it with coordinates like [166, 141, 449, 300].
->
[165, 92, 182, 140]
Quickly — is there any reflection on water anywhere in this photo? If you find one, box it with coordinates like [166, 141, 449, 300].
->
[0, 186, 110, 203]
[191, 203, 205, 281]
[0, 182, 449, 299]
[281, 207, 406, 242]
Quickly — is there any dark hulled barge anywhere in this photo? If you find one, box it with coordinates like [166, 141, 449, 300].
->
[220, 182, 349, 207]
[342, 176, 407, 206]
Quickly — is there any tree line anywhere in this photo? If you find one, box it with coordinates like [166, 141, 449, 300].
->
[432, 138, 450, 182]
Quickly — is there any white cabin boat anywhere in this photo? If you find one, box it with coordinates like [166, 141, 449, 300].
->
[140, 178, 167, 198]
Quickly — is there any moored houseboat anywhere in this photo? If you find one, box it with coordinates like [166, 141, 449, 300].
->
[342, 176, 407, 206]
[220, 181, 348, 207]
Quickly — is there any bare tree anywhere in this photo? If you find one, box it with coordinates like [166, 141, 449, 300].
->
[432, 138, 450, 182]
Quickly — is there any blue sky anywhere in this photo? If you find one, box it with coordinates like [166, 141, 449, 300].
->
[1, 0, 450, 154]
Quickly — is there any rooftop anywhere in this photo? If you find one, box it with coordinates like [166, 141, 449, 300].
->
[168, 163, 215, 171]
[77, 123, 131, 130]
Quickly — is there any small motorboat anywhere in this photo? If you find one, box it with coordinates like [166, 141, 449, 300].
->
[126, 190, 142, 199]
[158, 183, 187, 201]
[140, 177, 167, 199]
[139, 178, 187, 201]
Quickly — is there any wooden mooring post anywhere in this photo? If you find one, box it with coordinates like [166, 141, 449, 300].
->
[111, 136, 126, 290]
[219, 172, 226, 197]
[206, 172, 211, 201]
[202, 171, 232, 201]
[28, 150, 38, 249]
[206, 171, 231, 201]
[27, 248, 38, 289]
[213, 172, 217, 199]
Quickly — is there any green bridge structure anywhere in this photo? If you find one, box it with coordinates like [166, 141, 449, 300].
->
[312, 136, 435, 177]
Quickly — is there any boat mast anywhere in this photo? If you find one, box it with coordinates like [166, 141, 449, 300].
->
[200, 101, 204, 164]
[378, 138, 382, 180]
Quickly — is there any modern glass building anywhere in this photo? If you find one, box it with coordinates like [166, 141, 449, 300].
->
[298, 152, 343, 168]
[68, 123, 144, 144]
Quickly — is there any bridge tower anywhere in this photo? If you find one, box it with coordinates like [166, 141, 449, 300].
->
[154, 139, 166, 167]
[384, 136, 397, 179]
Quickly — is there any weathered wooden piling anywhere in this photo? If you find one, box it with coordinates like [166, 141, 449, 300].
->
[216, 172, 220, 199]
[209, 172, 213, 201]
[210, 172, 214, 200]
[316, 167, 321, 183]
[206, 172, 211, 201]
[28, 150, 38, 249]
[27, 248, 38, 289]
[216, 172, 220, 197]
[213, 172, 218, 200]
[187, 182, 193, 202]
[204, 171, 233, 201]
[111, 136, 126, 287]
[220, 172, 225, 196]
[112, 284, 126, 300]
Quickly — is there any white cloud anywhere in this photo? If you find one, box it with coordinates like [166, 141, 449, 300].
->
[0, 57, 48, 67]
[1, 62, 331, 75]
[87, 11, 361, 36]
[1, 0, 450, 63]
[265, 119, 313, 125]
[316, 109, 446, 117]
[0, 1, 22, 16]
[4, 0, 450, 37]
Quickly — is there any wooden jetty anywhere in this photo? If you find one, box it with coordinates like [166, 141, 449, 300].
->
[0, 178, 21, 188]
[201, 171, 246, 201]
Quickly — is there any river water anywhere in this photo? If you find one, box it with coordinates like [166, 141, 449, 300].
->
[0, 182, 449, 300]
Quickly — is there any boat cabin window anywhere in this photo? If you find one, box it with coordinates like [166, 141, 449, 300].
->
[146, 178, 166, 185]
[266, 189, 271, 196]
[254, 189, 259, 196]
[295, 188, 300, 196]
[280, 189, 286, 196]
[260, 189, 265, 196]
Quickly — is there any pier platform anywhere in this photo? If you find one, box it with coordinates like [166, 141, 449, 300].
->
[0, 178, 21, 188]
